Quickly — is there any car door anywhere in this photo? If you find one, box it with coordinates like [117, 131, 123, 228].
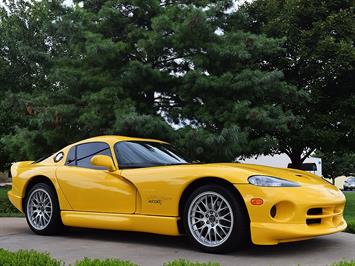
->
[114, 141, 190, 216]
[55, 142, 136, 213]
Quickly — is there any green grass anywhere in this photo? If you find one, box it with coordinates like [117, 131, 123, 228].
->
[344, 192, 355, 220]
[75, 258, 138, 266]
[0, 249, 64, 266]
[164, 259, 220, 266]
[0, 249, 222, 266]
[0, 186, 23, 217]
[0, 249, 354, 266]
[331, 260, 355, 266]
[344, 192, 355, 233]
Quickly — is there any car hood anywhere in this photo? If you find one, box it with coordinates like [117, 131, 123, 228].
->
[194, 163, 331, 186]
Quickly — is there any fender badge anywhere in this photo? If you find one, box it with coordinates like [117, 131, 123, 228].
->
[148, 199, 162, 205]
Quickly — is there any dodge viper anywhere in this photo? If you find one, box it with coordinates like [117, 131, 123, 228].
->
[8, 135, 346, 253]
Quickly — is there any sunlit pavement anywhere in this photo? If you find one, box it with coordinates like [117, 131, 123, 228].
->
[0, 218, 354, 266]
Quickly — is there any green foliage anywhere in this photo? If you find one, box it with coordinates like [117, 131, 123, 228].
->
[315, 151, 355, 178]
[0, 249, 64, 266]
[75, 258, 137, 266]
[0, 186, 23, 217]
[331, 260, 355, 266]
[345, 220, 355, 234]
[0, 248, 354, 266]
[163, 259, 220, 266]
[0, 250, 219, 266]
[344, 192, 355, 234]
[0, 0, 301, 167]
[0, 0, 353, 168]
[233, 0, 355, 167]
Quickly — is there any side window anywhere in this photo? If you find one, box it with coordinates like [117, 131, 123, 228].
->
[76, 142, 112, 170]
[66, 146, 76, 166]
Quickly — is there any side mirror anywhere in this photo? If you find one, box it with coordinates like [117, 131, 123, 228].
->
[90, 155, 116, 171]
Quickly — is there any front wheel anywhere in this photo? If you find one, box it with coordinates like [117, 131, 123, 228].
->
[25, 183, 64, 235]
[182, 184, 249, 253]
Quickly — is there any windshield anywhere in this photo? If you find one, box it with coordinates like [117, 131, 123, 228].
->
[114, 141, 190, 169]
[347, 177, 355, 183]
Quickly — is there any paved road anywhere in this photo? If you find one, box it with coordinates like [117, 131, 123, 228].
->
[0, 218, 354, 266]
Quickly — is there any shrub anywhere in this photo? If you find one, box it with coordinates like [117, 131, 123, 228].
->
[0, 249, 63, 266]
[75, 258, 138, 266]
[345, 220, 355, 234]
[331, 260, 355, 266]
[164, 259, 220, 266]
[0, 186, 23, 217]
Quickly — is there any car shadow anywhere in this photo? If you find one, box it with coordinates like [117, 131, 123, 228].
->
[60, 227, 343, 257]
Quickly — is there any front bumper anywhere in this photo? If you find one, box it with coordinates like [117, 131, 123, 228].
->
[235, 184, 346, 245]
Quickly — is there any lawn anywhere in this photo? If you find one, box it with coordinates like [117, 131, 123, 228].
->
[0, 249, 354, 266]
[0, 185, 23, 217]
[344, 192, 355, 233]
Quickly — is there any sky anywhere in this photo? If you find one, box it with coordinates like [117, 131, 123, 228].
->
[1, 0, 248, 9]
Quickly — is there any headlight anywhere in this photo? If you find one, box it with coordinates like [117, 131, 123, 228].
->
[248, 175, 300, 187]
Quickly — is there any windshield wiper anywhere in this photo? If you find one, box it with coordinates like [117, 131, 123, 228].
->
[162, 163, 191, 166]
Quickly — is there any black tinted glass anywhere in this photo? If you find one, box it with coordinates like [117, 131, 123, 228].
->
[115, 141, 189, 169]
[76, 142, 112, 169]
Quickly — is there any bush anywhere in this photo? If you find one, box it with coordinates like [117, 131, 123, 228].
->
[0, 249, 63, 266]
[75, 258, 138, 266]
[0, 249, 354, 266]
[0, 186, 23, 217]
[164, 259, 220, 266]
[0, 250, 137, 266]
[345, 220, 355, 234]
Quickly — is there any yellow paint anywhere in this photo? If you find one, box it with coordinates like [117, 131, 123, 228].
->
[235, 183, 346, 244]
[91, 155, 116, 171]
[8, 135, 347, 245]
[61, 211, 180, 235]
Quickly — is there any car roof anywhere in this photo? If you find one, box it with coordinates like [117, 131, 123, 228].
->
[72, 135, 166, 146]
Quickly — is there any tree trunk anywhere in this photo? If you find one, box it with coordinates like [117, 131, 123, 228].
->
[287, 148, 316, 170]
[289, 156, 303, 169]
[288, 150, 304, 169]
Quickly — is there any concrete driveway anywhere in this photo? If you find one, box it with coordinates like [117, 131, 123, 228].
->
[0, 218, 354, 266]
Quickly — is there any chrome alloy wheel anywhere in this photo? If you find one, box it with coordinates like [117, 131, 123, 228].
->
[188, 191, 234, 247]
[26, 188, 53, 230]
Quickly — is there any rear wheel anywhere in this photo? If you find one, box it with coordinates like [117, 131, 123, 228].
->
[183, 184, 249, 253]
[25, 183, 64, 235]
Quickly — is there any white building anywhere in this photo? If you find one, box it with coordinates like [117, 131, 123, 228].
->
[238, 153, 322, 177]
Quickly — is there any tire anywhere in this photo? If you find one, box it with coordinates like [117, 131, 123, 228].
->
[182, 184, 249, 253]
[24, 183, 64, 235]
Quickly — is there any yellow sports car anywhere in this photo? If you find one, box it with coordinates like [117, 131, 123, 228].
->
[8, 135, 346, 253]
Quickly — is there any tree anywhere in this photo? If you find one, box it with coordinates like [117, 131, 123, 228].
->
[316, 151, 355, 180]
[230, 0, 355, 168]
[52, 0, 302, 162]
[0, 0, 69, 169]
[0, 0, 302, 167]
